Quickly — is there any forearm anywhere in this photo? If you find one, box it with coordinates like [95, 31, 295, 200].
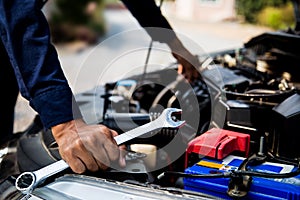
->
[121, 0, 177, 43]
[168, 37, 190, 59]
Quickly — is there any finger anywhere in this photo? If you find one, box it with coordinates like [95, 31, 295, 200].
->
[189, 71, 197, 82]
[103, 134, 120, 162]
[118, 146, 126, 168]
[99, 125, 118, 145]
[58, 143, 86, 174]
[99, 127, 120, 162]
[110, 129, 119, 137]
[76, 151, 99, 172]
[83, 135, 112, 168]
[87, 142, 111, 169]
[67, 139, 100, 172]
[71, 134, 108, 171]
[95, 159, 108, 171]
[177, 64, 184, 74]
[64, 155, 86, 174]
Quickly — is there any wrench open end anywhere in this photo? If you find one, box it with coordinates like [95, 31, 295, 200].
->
[114, 108, 186, 145]
[161, 108, 186, 129]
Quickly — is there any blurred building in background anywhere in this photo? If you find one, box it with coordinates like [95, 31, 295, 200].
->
[164, 0, 236, 22]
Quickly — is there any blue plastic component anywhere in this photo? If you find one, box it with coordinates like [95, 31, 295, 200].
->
[184, 156, 300, 199]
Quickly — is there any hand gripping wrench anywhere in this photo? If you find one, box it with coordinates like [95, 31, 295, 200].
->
[15, 108, 185, 194]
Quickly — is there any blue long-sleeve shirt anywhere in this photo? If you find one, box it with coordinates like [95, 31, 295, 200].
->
[0, 0, 81, 128]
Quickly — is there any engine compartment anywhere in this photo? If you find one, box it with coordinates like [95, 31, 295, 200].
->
[1, 28, 300, 199]
[100, 29, 300, 165]
[94, 28, 300, 198]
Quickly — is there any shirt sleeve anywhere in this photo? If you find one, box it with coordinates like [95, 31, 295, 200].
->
[0, 0, 82, 128]
[121, 0, 177, 44]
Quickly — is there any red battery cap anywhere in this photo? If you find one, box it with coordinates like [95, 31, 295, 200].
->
[186, 128, 250, 166]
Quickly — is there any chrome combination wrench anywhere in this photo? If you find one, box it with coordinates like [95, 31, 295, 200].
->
[15, 108, 185, 194]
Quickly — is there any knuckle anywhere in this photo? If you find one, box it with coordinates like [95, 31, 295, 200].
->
[84, 135, 96, 145]
[70, 161, 85, 174]
[73, 167, 84, 174]
[59, 144, 74, 158]
[100, 162, 109, 170]
[98, 165, 108, 171]
[97, 159, 110, 170]
[110, 148, 120, 161]
[87, 163, 99, 172]
[98, 125, 112, 136]
[110, 129, 119, 137]
[73, 138, 85, 149]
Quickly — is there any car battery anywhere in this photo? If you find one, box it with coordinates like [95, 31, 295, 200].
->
[184, 155, 300, 199]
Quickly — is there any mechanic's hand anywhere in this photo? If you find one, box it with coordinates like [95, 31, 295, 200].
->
[169, 37, 200, 82]
[51, 119, 126, 174]
[174, 52, 200, 82]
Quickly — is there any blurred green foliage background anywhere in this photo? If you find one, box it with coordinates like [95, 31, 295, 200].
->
[48, 0, 106, 44]
[236, 0, 295, 29]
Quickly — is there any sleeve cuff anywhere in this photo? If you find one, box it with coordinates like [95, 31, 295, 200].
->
[30, 86, 82, 128]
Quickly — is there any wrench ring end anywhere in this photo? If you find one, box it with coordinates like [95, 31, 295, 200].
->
[15, 172, 36, 193]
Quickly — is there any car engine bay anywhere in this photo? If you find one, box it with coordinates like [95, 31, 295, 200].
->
[1, 14, 300, 200]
